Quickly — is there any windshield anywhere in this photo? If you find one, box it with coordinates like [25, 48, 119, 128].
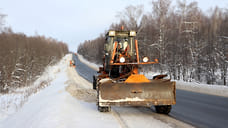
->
[113, 36, 136, 62]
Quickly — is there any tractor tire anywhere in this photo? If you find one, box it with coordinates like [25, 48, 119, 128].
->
[155, 105, 171, 114]
[98, 105, 111, 112]
[93, 75, 97, 90]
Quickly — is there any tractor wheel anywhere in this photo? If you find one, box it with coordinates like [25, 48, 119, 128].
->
[98, 105, 111, 112]
[93, 75, 97, 90]
[155, 105, 171, 114]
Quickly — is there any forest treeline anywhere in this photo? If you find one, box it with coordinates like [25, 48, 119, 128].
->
[78, 0, 228, 85]
[0, 27, 68, 93]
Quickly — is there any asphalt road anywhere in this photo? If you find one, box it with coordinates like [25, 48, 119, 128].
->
[73, 54, 228, 128]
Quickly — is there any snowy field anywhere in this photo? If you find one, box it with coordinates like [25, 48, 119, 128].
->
[0, 54, 192, 128]
[78, 54, 228, 97]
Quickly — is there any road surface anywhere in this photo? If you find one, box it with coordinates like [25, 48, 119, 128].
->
[73, 54, 228, 128]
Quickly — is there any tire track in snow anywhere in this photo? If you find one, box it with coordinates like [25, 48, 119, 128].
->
[111, 108, 129, 128]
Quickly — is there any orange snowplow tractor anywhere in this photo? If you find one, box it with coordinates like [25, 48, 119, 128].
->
[121, 26, 124, 31]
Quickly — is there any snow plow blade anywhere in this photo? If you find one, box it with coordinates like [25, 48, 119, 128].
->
[98, 79, 176, 107]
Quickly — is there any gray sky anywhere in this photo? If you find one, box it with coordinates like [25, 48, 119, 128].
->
[1, 0, 227, 51]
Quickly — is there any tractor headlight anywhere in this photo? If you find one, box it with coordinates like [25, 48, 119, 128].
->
[109, 31, 115, 36]
[129, 31, 136, 36]
[120, 57, 125, 63]
[143, 57, 149, 62]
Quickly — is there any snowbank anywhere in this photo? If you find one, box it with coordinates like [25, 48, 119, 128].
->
[65, 61, 96, 103]
[0, 54, 71, 120]
[176, 81, 228, 97]
[77, 54, 101, 71]
[0, 54, 120, 128]
[0, 55, 120, 128]
[143, 71, 228, 97]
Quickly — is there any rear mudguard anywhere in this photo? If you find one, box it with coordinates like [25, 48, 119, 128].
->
[98, 79, 176, 107]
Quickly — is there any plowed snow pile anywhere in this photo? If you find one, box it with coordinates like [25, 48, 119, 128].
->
[0, 54, 181, 128]
[65, 66, 96, 102]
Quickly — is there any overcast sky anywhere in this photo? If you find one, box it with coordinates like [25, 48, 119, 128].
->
[1, 0, 227, 51]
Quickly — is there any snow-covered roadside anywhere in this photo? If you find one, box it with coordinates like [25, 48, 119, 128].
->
[0, 54, 121, 128]
[175, 81, 228, 97]
[0, 55, 70, 120]
[77, 54, 228, 97]
[143, 72, 228, 97]
[77, 54, 101, 71]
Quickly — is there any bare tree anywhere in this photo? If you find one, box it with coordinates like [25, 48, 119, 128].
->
[151, 0, 171, 73]
[0, 10, 7, 31]
[116, 5, 144, 31]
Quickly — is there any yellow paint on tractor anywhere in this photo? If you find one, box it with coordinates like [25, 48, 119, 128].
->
[124, 74, 150, 83]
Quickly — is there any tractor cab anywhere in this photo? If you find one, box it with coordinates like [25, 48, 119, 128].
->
[104, 30, 138, 78]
